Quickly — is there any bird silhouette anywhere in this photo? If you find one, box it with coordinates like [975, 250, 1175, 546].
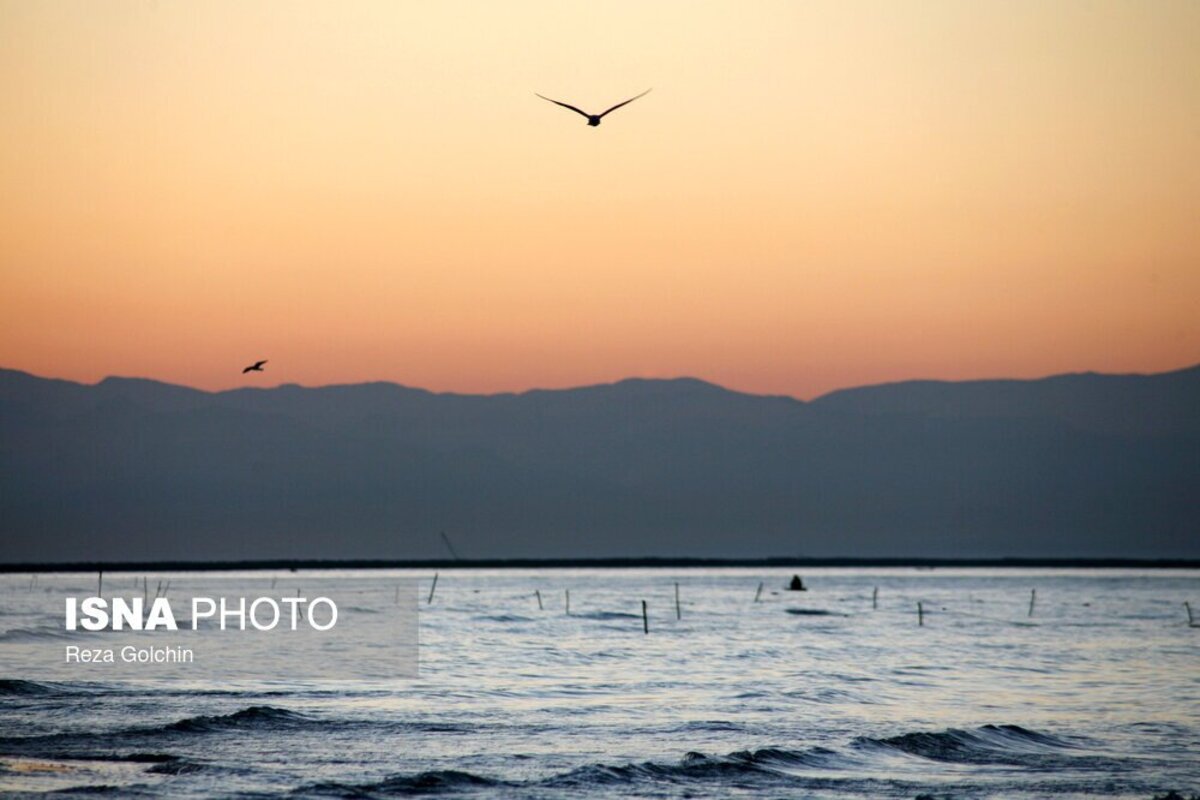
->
[242, 360, 268, 374]
[536, 89, 651, 127]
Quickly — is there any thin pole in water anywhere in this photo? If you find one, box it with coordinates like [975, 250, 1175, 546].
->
[642, 600, 649, 635]
[395, 585, 400, 604]
[535, 589, 543, 610]
[754, 582, 764, 603]
[674, 582, 681, 620]
[1186, 601, 1195, 627]
[440, 530, 462, 561]
[917, 601, 924, 627]
[1028, 589, 1036, 618]
[97, 571, 103, 597]
[565, 590, 571, 616]
[872, 586, 878, 610]
[427, 573, 439, 605]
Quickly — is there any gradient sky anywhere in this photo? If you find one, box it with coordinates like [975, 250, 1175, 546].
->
[1, 1, 1197, 398]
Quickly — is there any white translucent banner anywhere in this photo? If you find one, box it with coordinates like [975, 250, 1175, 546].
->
[1, 572, 419, 681]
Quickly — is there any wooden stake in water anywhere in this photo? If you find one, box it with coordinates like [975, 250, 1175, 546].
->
[271, 575, 277, 589]
[1028, 588, 1036, 618]
[1186, 601, 1195, 627]
[917, 601, 924, 626]
[154, 580, 163, 600]
[642, 600, 649, 634]
[674, 582, 681, 620]
[97, 571, 103, 596]
[427, 572, 439, 605]
[565, 589, 571, 616]
[872, 586, 878, 610]
[754, 582, 764, 603]
[440, 530, 462, 561]
[535, 589, 543, 610]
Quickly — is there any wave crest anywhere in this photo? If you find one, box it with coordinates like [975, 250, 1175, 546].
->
[857, 724, 1081, 765]
[167, 705, 309, 733]
[0, 678, 59, 696]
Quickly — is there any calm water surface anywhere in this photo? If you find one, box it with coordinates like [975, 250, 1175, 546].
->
[1, 568, 1198, 798]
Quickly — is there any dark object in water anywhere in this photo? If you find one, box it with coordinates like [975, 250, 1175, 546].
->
[788, 575, 807, 591]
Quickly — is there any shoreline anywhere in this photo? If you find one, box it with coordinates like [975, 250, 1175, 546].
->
[3, 556, 1198, 573]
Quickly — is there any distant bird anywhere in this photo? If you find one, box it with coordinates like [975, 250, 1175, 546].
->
[536, 89, 651, 127]
[242, 360, 268, 374]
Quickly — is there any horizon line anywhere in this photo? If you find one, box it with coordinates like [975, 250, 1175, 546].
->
[4, 556, 1200, 573]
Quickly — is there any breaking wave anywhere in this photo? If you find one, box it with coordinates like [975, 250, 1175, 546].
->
[275, 724, 1157, 798]
[292, 728, 1101, 796]
[165, 705, 311, 733]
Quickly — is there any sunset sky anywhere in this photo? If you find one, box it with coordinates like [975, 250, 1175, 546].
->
[1, 1, 1197, 398]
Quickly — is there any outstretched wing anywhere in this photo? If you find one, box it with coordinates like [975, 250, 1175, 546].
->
[256, 360, 268, 368]
[242, 365, 253, 373]
[535, 93, 591, 119]
[597, 88, 651, 119]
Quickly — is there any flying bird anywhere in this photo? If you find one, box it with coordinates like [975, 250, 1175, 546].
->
[536, 89, 651, 127]
[242, 360, 268, 374]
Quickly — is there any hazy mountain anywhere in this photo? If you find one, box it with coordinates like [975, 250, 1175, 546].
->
[1, 365, 1197, 562]
[810, 365, 1200, 437]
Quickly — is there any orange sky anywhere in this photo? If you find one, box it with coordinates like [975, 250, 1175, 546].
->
[1, 1, 1197, 399]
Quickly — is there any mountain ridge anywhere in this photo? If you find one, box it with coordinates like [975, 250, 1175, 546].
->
[6, 363, 1198, 401]
[1, 363, 1196, 562]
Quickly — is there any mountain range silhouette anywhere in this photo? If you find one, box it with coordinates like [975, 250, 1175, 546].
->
[2, 365, 1196, 562]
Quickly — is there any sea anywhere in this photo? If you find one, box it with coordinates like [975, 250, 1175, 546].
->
[1, 567, 1198, 798]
